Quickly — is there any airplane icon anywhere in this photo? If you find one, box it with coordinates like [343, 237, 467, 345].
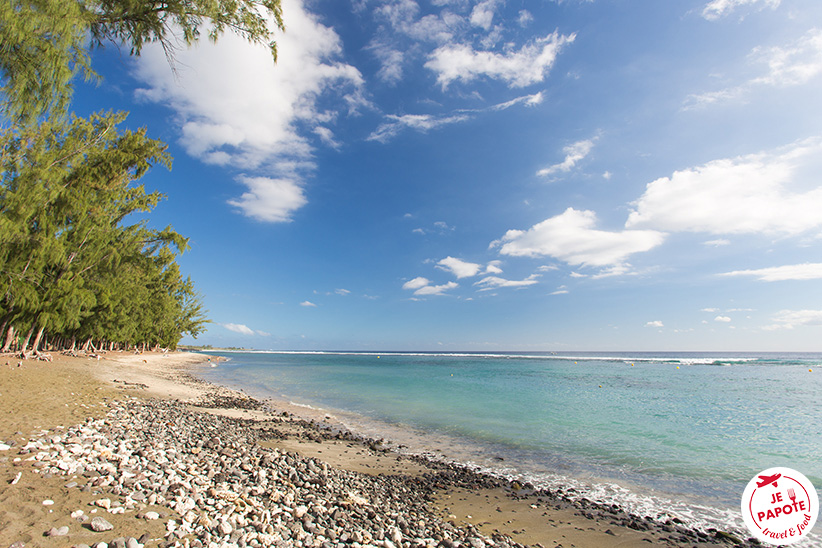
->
[756, 473, 781, 488]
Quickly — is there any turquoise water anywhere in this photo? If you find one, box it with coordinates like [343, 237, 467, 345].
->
[197, 351, 822, 535]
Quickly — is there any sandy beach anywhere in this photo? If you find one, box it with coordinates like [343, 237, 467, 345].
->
[0, 351, 755, 548]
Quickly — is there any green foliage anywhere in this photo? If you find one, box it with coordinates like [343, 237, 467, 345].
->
[0, 0, 283, 125]
[0, 112, 208, 350]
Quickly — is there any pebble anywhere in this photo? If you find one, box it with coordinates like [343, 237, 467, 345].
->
[46, 525, 69, 536]
[90, 516, 114, 532]
[19, 394, 724, 548]
[42, 499, 54, 506]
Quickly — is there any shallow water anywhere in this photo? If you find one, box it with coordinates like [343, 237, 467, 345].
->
[197, 351, 822, 537]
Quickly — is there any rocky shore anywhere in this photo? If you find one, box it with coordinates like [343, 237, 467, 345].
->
[0, 352, 762, 548]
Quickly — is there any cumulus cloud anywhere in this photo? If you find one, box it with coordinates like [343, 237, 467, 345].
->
[645, 320, 664, 328]
[132, 0, 364, 222]
[470, 0, 501, 30]
[702, 0, 780, 21]
[720, 263, 822, 281]
[626, 139, 822, 235]
[685, 29, 822, 108]
[537, 138, 596, 177]
[715, 315, 732, 322]
[492, 207, 665, 270]
[227, 176, 308, 222]
[437, 257, 482, 278]
[764, 309, 822, 330]
[402, 277, 431, 290]
[474, 274, 540, 290]
[425, 31, 575, 89]
[402, 277, 458, 296]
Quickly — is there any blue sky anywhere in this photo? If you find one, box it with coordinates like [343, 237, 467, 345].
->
[77, 0, 822, 351]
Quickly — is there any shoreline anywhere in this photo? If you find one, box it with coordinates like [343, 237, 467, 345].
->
[0, 351, 757, 547]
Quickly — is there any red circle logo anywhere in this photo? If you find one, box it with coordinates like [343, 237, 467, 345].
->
[741, 467, 819, 545]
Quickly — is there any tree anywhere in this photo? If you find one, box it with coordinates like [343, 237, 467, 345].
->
[1, 0, 284, 125]
[0, 111, 207, 351]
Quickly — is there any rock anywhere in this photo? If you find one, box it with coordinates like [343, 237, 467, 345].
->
[46, 526, 69, 537]
[217, 520, 233, 536]
[125, 538, 140, 548]
[143, 511, 159, 520]
[90, 516, 114, 532]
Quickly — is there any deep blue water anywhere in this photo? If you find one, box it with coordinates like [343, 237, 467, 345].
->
[196, 351, 822, 536]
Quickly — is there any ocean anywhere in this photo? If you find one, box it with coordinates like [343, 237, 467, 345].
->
[196, 351, 822, 538]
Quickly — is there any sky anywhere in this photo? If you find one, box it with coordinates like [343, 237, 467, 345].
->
[75, 0, 822, 351]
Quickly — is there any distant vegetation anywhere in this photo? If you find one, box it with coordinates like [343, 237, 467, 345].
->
[0, 0, 283, 354]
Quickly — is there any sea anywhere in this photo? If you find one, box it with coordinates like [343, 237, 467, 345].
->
[196, 351, 822, 539]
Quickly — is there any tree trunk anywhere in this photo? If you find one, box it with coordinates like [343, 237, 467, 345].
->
[20, 324, 35, 354]
[31, 326, 46, 353]
[1, 326, 15, 352]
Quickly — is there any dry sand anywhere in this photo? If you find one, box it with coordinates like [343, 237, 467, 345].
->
[0, 351, 745, 547]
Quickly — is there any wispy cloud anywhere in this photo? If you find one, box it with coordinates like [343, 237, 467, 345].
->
[300, 301, 318, 307]
[685, 29, 822, 109]
[537, 138, 597, 177]
[492, 207, 665, 273]
[645, 320, 664, 328]
[720, 263, 822, 281]
[763, 309, 822, 330]
[474, 274, 540, 290]
[368, 93, 543, 143]
[222, 323, 269, 336]
[626, 138, 822, 236]
[701, 0, 780, 21]
[426, 31, 575, 89]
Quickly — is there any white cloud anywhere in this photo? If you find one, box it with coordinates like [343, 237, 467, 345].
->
[227, 176, 308, 222]
[715, 315, 732, 322]
[402, 277, 431, 290]
[133, 0, 364, 221]
[764, 309, 822, 330]
[702, 0, 780, 21]
[402, 275, 458, 295]
[368, 93, 543, 142]
[470, 0, 500, 30]
[415, 281, 458, 295]
[222, 323, 255, 335]
[368, 113, 471, 142]
[550, 288, 569, 295]
[300, 301, 318, 307]
[485, 260, 503, 274]
[720, 263, 822, 281]
[537, 138, 596, 177]
[518, 10, 534, 27]
[686, 29, 822, 108]
[437, 256, 482, 278]
[335, 289, 351, 296]
[626, 139, 822, 235]
[425, 31, 575, 89]
[493, 207, 665, 270]
[474, 274, 540, 290]
[704, 239, 731, 247]
[702, 308, 719, 312]
[645, 320, 664, 328]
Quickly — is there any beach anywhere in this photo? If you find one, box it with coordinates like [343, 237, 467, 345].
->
[0, 351, 759, 547]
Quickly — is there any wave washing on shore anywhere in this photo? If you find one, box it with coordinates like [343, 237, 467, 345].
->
[196, 351, 822, 539]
